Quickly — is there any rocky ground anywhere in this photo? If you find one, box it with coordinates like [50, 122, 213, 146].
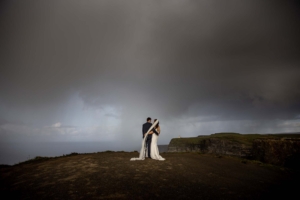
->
[1, 152, 299, 199]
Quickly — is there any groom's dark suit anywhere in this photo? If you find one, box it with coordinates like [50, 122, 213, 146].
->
[142, 122, 159, 158]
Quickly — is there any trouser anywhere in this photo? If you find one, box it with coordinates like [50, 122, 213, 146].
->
[146, 137, 152, 158]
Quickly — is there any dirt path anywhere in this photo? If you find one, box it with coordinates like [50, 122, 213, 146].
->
[0, 152, 299, 199]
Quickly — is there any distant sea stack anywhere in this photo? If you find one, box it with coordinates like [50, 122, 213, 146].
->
[167, 132, 300, 167]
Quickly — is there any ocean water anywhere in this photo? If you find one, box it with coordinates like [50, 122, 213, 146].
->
[0, 142, 168, 165]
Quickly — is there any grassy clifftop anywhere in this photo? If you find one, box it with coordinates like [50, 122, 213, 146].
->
[1, 152, 300, 199]
[169, 132, 300, 147]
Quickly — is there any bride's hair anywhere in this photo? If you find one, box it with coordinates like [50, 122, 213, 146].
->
[154, 119, 159, 128]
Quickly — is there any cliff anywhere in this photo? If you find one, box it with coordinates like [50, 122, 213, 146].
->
[168, 133, 300, 166]
[252, 138, 300, 168]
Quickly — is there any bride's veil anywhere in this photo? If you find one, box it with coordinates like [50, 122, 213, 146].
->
[130, 120, 159, 161]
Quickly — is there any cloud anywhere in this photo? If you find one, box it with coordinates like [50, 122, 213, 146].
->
[51, 122, 61, 128]
[0, 118, 8, 126]
[0, 1, 299, 144]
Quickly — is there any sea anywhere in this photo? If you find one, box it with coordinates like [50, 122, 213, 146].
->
[0, 142, 169, 165]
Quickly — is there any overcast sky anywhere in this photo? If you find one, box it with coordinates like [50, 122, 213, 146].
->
[1, 0, 300, 148]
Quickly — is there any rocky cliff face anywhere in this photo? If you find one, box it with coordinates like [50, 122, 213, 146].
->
[252, 138, 300, 167]
[168, 135, 300, 167]
[168, 138, 252, 158]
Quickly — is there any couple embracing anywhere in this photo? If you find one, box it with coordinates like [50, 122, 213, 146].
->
[130, 117, 165, 161]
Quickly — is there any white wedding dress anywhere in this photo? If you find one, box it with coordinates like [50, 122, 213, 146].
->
[149, 129, 165, 160]
[130, 120, 165, 161]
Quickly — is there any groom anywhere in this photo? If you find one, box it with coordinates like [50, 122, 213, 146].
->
[142, 117, 159, 159]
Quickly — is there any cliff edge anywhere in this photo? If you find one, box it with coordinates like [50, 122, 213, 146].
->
[168, 133, 300, 167]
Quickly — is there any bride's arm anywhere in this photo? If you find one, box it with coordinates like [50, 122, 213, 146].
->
[157, 127, 160, 135]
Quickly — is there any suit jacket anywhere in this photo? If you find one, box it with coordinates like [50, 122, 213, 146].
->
[142, 122, 159, 138]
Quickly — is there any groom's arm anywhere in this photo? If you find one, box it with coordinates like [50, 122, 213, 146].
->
[143, 124, 151, 137]
[152, 128, 159, 136]
[142, 125, 146, 138]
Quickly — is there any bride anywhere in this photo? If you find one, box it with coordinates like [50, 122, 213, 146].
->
[130, 119, 165, 161]
[148, 119, 165, 160]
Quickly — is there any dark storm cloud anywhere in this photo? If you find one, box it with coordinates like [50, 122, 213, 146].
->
[0, 0, 300, 132]
[0, 118, 8, 126]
